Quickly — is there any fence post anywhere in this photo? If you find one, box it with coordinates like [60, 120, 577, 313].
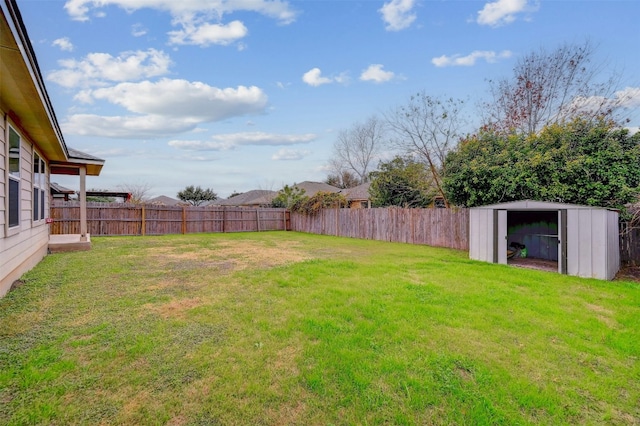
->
[256, 208, 261, 232]
[182, 207, 186, 234]
[141, 204, 146, 236]
[223, 207, 227, 233]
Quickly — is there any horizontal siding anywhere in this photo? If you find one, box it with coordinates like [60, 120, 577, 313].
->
[18, 136, 33, 231]
[0, 109, 5, 236]
[0, 225, 49, 292]
[1, 121, 50, 293]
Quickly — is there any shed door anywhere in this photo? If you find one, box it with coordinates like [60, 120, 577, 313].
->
[559, 209, 568, 274]
[497, 209, 508, 264]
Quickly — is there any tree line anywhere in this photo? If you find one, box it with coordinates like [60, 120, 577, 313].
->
[93, 41, 638, 219]
[324, 40, 639, 217]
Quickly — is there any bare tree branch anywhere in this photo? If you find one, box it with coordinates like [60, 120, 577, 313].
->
[329, 115, 386, 184]
[483, 40, 625, 135]
[384, 92, 467, 208]
[117, 182, 152, 203]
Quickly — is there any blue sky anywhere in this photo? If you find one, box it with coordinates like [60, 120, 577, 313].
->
[18, 0, 640, 198]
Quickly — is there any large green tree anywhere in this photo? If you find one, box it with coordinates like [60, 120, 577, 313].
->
[271, 185, 308, 209]
[369, 156, 436, 208]
[443, 118, 640, 214]
[177, 185, 218, 206]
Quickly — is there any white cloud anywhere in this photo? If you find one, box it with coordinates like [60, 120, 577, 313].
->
[64, 80, 268, 138]
[169, 132, 316, 151]
[302, 68, 332, 87]
[476, 0, 536, 27]
[431, 50, 512, 67]
[64, 0, 297, 23]
[64, 0, 296, 46]
[131, 23, 147, 37]
[302, 68, 350, 86]
[47, 48, 172, 88]
[334, 72, 350, 85]
[78, 79, 267, 119]
[52, 37, 74, 52]
[63, 114, 198, 138]
[168, 20, 248, 46]
[360, 64, 395, 83]
[616, 86, 640, 108]
[272, 149, 311, 161]
[570, 86, 640, 113]
[90, 147, 138, 157]
[379, 0, 416, 31]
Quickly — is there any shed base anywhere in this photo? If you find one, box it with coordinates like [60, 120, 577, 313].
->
[508, 257, 557, 273]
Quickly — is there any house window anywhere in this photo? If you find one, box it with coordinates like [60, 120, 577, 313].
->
[8, 127, 20, 228]
[33, 152, 46, 221]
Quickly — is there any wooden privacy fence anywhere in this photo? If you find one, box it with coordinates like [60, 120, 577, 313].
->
[50, 202, 289, 236]
[290, 207, 470, 251]
[50, 202, 640, 265]
[620, 224, 640, 266]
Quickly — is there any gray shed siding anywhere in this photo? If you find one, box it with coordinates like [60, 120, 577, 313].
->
[469, 208, 494, 263]
[469, 200, 619, 280]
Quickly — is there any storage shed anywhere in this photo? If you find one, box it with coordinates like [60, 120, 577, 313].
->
[469, 200, 619, 280]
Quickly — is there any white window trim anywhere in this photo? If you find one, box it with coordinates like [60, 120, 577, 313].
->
[6, 124, 21, 236]
[33, 150, 47, 224]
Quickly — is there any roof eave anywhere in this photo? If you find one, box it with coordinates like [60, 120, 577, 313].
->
[1, 0, 68, 161]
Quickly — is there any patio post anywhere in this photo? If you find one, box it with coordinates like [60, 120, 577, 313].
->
[79, 165, 88, 241]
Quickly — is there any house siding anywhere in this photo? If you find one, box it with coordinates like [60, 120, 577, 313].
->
[0, 116, 50, 296]
[0, 110, 6, 238]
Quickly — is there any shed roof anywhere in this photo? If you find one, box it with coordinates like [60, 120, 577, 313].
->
[471, 200, 617, 211]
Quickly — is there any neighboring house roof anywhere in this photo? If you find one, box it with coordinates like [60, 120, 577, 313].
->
[213, 190, 277, 206]
[292, 181, 341, 197]
[1, 0, 104, 176]
[340, 182, 371, 201]
[147, 195, 183, 206]
[50, 182, 75, 196]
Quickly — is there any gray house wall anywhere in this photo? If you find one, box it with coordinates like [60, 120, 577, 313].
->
[469, 200, 619, 280]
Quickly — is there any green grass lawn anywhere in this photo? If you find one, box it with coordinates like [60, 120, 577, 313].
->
[1, 232, 639, 425]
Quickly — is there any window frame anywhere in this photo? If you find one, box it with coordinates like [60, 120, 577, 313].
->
[7, 125, 21, 230]
[33, 151, 46, 223]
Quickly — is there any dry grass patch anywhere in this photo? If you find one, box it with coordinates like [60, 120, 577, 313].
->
[265, 399, 308, 426]
[144, 297, 203, 319]
[146, 240, 311, 272]
[585, 303, 619, 329]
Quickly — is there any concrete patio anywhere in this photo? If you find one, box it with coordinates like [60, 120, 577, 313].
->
[48, 234, 91, 253]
